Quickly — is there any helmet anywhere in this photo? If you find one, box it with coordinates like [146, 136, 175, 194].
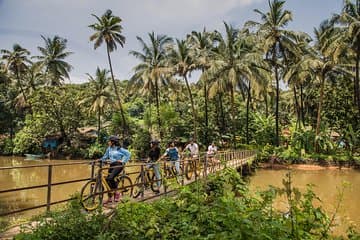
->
[150, 139, 160, 144]
[108, 135, 120, 143]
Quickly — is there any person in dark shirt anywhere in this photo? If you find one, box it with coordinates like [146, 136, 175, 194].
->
[148, 139, 161, 190]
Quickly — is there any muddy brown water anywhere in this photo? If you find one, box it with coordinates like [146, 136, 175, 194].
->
[0, 156, 140, 221]
[249, 167, 360, 235]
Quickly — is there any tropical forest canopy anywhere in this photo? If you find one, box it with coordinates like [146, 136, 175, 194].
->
[0, 0, 359, 159]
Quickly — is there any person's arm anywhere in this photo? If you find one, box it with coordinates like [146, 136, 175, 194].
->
[118, 148, 131, 163]
[99, 147, 110, 162]
[159, 149, 168, 160]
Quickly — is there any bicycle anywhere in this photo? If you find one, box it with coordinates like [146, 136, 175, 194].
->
[80, 161, 133, 211]
[184, 155, 201, 180]
[132, 162, 161, 198]
[206, 154, 219, 174]
[163, 159, 183, 184]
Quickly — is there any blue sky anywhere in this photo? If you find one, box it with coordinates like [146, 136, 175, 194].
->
[0, 0, 343, 83]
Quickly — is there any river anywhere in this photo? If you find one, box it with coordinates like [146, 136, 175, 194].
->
[249, 166, 360, 235]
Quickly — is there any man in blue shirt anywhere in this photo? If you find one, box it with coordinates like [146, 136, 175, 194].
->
[99, 135, 131, 204]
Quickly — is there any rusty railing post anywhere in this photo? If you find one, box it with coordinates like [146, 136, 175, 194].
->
[46, 165, 53, 212]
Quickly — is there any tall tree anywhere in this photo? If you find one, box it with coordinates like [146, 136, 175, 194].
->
[188, 30, 215, 146]
[336, 0, 360, 113]
[36, 35, 73, 86]
[89, 9, 127, 135]
[130, 32, 173, 138]
[1, 44, 30, 105]
[247, 0, 301, 146]
[80, 68, 113, 140]
[168, 39, 198, 140]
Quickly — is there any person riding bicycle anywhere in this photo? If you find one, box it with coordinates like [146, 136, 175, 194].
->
[160, 141, 180, 174]
[99, 135, 131, 204]
[183, 138, 199, 158]
[207, 142, 219, 164]
[147, 139, 161, 191]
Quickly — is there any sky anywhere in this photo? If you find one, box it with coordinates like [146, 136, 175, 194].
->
[0, 0, 343, 84]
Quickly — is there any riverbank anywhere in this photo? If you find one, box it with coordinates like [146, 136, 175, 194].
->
[259, 162, 355, 171]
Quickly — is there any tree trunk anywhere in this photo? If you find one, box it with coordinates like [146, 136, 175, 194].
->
[355, 48, 360, 114]
[97, 109, 101, 142]
[273, 48, 280, 146]
[106, 44, 127, 136]
[184, 75, 197, 140]
[315, 74, 325, 152]
[293, 86, 300, 129]
[219, 93, 226, 133]
[246, 82, 251, 144]
[230, 87, 237, 149]
[300, 84, 305, 126]
[265, 92, 269, 117]
[154, 78, 162, 139]
[202, 69, 209, 147]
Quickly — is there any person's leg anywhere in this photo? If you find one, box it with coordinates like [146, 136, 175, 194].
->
[106, 163, 123, 202]
[153, 163, 161, 187]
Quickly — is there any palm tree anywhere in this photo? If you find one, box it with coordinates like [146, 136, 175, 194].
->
[129, 32, 173, 138]
[335, 0, 360, 113]
[168, 39, 198, 140]
[89, 9, 127, 134]
[80, 67, 113, 140]
[301, 21, 346, 151]
[36, 35, 73, 86]
[188, 30, 215, 145]
[1, 44, 31, 105]
[247, 0, 301, 146]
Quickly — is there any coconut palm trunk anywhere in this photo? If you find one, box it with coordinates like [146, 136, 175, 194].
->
[184, 75, 198, 140]
[315, 74, 325, 152]
[246, 82, 251, 144]
[154, 78, 162, 138]
[356, 49, 360, 113]
[106, 44, 127, 135]
[273, 47, 280, 146]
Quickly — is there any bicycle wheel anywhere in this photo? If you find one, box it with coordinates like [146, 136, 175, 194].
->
[132, 175, 143, 198]
[150, 172, 161, 192]
[116, 175, 133, 198]
[80, 179, 102, 211]
[185, 161, 194, 180]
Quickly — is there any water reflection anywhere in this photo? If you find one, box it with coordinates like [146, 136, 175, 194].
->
[0, 156, 92, 218]
[250, 168, 360, 235]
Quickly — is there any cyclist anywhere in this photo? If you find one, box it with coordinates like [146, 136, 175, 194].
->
[160, 141, 180, 174]
[147, 139, 161, 191]
[99, 135, 131, 205]
[207, 142, 219, 165]
[183, 138, 199, 158]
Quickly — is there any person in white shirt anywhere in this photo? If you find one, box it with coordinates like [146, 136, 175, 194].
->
[207, 142, 217, 156]
[183, 138, 199, 158]
[207, 142, 219, 164]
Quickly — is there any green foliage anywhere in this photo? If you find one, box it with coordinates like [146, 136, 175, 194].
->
[13, 115, 45, 154]
[86, 141, 104, 159]
[131, 127, 152, 159]
[290, 126, 315, 154]
[15, 199, 107, 240]
[0, 137, 14, 155]
[15, 168, 352, 239]
[250, 113, 275, 146]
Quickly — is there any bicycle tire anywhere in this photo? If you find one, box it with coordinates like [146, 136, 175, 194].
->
[150, 172, 161, 192]
[185, 161, 194, 180]
[80, 179, 102, 211]
[116, 175, 133, 198]
[132, 175, 143, 198]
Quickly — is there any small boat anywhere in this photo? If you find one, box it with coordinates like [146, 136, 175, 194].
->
[24, 154, 46, 160]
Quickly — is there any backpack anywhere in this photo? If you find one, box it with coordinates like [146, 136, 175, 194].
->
[167, 147, 179, 161]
